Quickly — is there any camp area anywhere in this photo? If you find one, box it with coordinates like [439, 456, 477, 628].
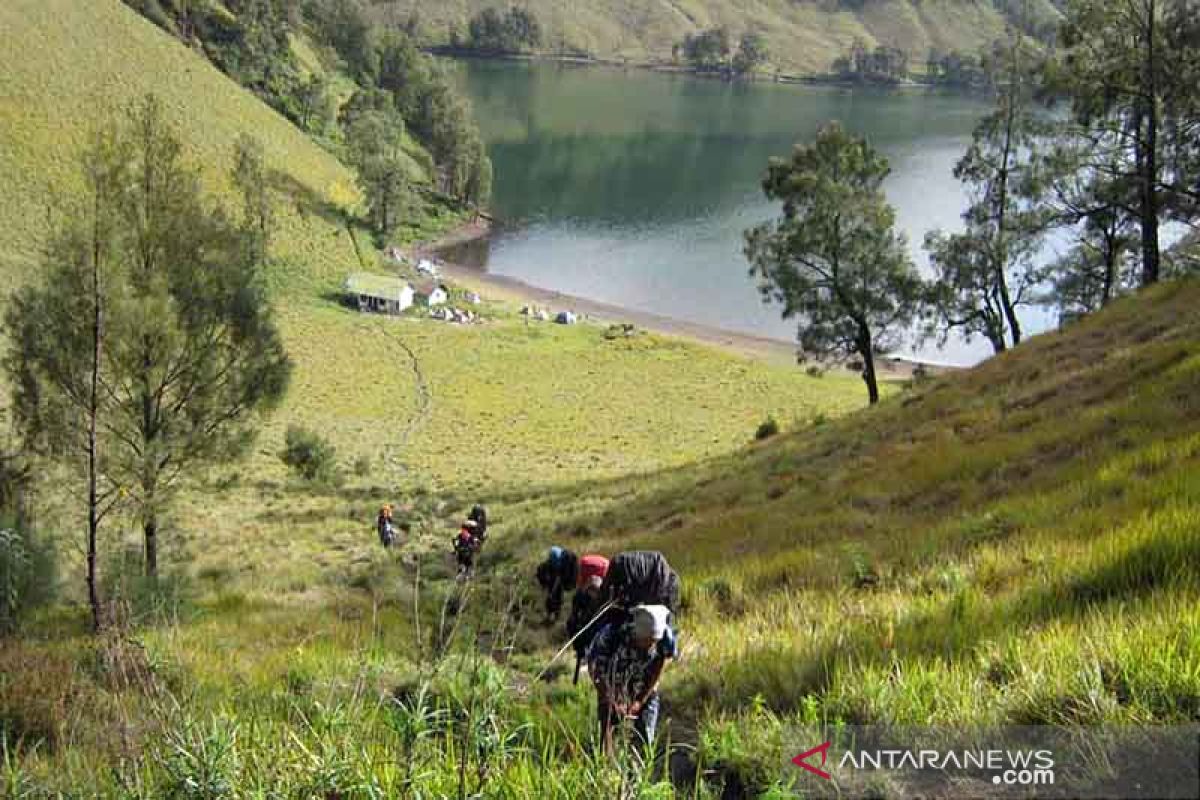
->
[344, 271, 414, 315]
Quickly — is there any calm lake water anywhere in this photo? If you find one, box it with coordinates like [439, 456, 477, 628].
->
[451, 60, 1055, 365]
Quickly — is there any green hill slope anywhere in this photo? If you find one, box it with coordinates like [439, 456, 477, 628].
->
[380, 0, 1060, 74]
[494, 280, 1199, 748]
[7, 275, 1191, 795]
[0, 0, 862, 493]
[0, 0, 376, 295]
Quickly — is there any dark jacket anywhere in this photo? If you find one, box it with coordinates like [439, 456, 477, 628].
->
[567, 590, 619, 657]
[586, 620, 677, 703]
[536, 551, 577, 592]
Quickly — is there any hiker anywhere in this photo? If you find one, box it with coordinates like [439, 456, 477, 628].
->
[453, 524, 479, 577]
[602, 551, 681, 624]
[567, 554, 612, 683]
[536, 546, 577, 622]
[468, 504, 488, 542]
[463, 518, 484, 549]
[587, 604, 676, 755]
[377, 505, 396, 548]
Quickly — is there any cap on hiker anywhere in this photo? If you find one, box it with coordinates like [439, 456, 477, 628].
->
[549, 546, 564, 560]
[631, 605, 669, 641]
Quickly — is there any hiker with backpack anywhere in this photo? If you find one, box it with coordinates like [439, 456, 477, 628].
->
[602, 551, 681, 622]
[377, 505, 396, 548]
[453, 523, 480, 578]
[468, 504, 488, 542]
[568, 554, 613, 683]
[587, 604, 676, 755]
[536, 546, 578, 622]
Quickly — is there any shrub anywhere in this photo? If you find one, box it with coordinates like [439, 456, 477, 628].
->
[754, 417, 780, 441]
[352, 455, 372, 477]
[101, 544, 192, 629]
[0, 521, 55, 635]
[282, 425, 340, 483]
[702, 577, 747, 617]
[156, 714, 241, 798]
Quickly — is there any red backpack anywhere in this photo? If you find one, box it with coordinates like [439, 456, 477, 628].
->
[576, 554, 610, 589]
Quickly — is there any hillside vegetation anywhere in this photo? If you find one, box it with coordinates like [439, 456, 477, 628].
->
[3, 1, 1198, 797]
[495, 279, 1200, 737]
[5, 275, 1196, 794]
[0, 0, 464, 298]
[0, 0, 847, 490]
[375, 0, 1059, 75]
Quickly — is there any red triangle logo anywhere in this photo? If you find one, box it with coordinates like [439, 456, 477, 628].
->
[792, 741, 832, 780]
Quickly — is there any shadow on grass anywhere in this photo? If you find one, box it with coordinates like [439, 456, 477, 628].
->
[269, 169, 351, 228]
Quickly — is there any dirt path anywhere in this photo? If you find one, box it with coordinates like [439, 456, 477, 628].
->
[376, 322, 432, 458]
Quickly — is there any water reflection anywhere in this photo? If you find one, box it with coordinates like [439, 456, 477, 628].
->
[452, 60, 1053, 365]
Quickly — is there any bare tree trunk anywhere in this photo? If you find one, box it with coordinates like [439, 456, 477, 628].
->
[87, 190, 104, 633]
[141, 351, 158, 578]
[1101, 229, 1118, 306]
[1139, 0, 1162, 286]
[858, 324, 880, 405]
[995, 82, 1023, 347]
[143, 507, 158, 579]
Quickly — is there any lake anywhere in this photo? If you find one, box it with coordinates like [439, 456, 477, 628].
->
[450, 59, 1056, 365]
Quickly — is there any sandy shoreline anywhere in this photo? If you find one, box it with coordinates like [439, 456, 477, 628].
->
[409, 222, 937, 377]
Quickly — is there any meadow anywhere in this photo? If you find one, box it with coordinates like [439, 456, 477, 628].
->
[6, 278, 1196, 796]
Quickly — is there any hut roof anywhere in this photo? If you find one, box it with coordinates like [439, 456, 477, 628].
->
[344, 272, 409, 301]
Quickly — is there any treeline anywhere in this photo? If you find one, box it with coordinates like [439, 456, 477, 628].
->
[832, 33, 1047, 90]
[449, 6, 543, 54]
[924, 49, 991, 91]
[122, 0, 318, 129]
[318, 12, 494, 225]
[673, 28, 769, 77]
[749, 0, 1200, 403]
[121, 0, 492, 236]
[831, 40, 909, 84]
[832, 40, 1001, 89]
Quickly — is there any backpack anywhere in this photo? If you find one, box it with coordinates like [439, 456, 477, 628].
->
[469, 504, 488, 534]
[545, 547, 577, 587]
[603, 551, 680, 612]
[576, 554, 610, 590]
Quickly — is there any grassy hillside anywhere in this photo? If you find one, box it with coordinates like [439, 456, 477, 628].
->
[0, 0, 851, 490]
[9, 1, 1196, 797]
[377, 0, 1059, 75]
[0, 0, 460, 298]
[5, 272, 1195, 794]
[493, 280, 1200, 744]
[0, 0, 354, 295]
[0, 5, 877, 794]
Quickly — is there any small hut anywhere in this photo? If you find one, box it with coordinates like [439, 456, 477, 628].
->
[344, 272, 414, 315]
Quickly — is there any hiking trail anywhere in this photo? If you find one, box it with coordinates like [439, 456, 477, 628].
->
[376, 322, 432, 460]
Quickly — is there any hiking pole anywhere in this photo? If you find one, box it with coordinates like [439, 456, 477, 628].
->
[573, 654, 582, 685]
[534, 600, 616, 684]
